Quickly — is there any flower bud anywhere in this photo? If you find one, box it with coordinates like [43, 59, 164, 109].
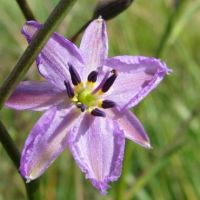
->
[93, 0, 134, 20]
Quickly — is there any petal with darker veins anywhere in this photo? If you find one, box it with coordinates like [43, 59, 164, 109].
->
[22, 21, 84, 90]
[104, 56, 170, 110]
[6, 81, 66, 111]
[80, 18, 108, 80]
[20, 106, 80, 181]
[107, 108, 151, 148]
[68, 114, 125, 194]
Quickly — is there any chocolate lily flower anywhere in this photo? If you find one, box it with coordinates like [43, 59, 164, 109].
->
[6, 19, 170, 193]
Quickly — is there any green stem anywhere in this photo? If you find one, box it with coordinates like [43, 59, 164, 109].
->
[0, 121, 41, 200]
[155, 1, 184, 57]
[25, 179, 41, 200]
[0, 0, 77, 110]
[0, 121, 20, 169]
[15, 0, 36, 20]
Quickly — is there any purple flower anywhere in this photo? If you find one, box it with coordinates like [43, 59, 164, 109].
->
[6, 18, 170, 194]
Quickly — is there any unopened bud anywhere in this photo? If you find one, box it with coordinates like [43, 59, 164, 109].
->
[93, 0, 134, 20]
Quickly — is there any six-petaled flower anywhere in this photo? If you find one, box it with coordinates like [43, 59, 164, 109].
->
[6, 18, 170, 194]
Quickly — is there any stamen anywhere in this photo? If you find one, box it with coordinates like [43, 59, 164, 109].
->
[91, 108, 106, 117]
[77, 103, 86, 112]
[68, 63, 81, 85]
[64, 81, 74, 98]
[87, 71, 98, 82]
[101, 70, 117, 93]
[101, 100, 116, 109]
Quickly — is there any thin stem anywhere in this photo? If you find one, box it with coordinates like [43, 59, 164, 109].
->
[0, 121, 20, 169]
[0, 0, 77, 110]
[0, 120, 41, 200]
[25, 179, 41, 200]
[15, 0, 36, 20]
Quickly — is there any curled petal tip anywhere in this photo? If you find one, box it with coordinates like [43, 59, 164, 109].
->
[25, 177, 32, 183]
[135, 139, 152, 149]
[144, 141, 152, 149]
[166, 68, 173, 75]
[91, 179, 109, 195]
[97, 16, 103, 23]
[159, 60, 172, 75]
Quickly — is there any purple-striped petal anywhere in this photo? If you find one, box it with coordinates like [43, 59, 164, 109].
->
[108, 108, 151, 148]
[5, 81, 66, 111]
[104, 56, 170, 110]
[22, 21, 84, 90]
[68, 114, 125, 194]
[20, 106, 80, 181]
[80, 18, 108, 79]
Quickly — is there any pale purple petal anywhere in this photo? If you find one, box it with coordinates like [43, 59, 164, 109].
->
[104, 56, 171, 110]
[20, 106, 81, 181]
[5, 81, 66, 111]
[80, 18, 108, 80]
[107, 108, 151, 148]
[68, 114, 125, 194]
[22, 21, 84, 89]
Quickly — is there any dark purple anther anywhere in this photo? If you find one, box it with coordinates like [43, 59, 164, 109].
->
[102, 100, 116, 109]
[68, 63, 81, 86]
[64, 81, 74, 98]
[91, 108, 106, 117]
[77, 103, 86, 112]
[102, 70, 117, 93]
[87, 71, 98, 82]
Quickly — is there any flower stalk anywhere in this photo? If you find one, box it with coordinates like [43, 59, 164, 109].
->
[0, 121, 41, 200]
[25, 179, 41, 200]
[0, 121, 20, 169]
[0, 0, 77, 110]
[15, 0, 36, 20]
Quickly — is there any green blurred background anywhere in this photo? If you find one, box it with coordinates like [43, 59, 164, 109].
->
[0, 0, 200, 199]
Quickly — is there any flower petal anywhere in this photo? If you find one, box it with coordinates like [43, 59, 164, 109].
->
[104, 56, 170, 110]
[107, 108, 151, 148]
[22, 21, 84, 89]
[80, 18, 108, 79]
[20, 106, 80, 181]
[5, 81, 66, 111]
[68, 114, 125, 194]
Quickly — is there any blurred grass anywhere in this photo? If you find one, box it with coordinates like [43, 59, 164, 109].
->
[1, 0, 200, 199]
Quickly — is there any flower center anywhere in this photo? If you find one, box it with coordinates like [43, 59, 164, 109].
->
[64, 63, 117, 117]
[78, 89, 96, 107]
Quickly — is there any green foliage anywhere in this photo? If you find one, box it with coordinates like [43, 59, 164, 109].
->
[0, 0, 200, 199]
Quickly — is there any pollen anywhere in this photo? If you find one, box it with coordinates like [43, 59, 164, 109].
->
[78, 89, 97, 107]
[65, 66, 117, 117]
